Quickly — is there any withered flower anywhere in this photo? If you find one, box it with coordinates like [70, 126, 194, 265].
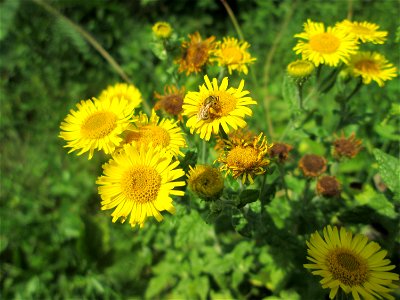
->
[270, 142, 293, 163]
[154, 85, 185, 119]
[333, 132, 362, 159]
[316, 176, 341, 197]
[299, 154, 327, 177]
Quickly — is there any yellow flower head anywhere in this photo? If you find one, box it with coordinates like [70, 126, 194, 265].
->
[122, 110, 186, 157]
[287, 60, 315, 78]
[336, 20, 388, 44]
[176, 32, 216, 75]
[154, 85, 185, 119]
[152, 21, 173, 39]
[217, 133, 272, 184]
[305, 225, 399, 299]
[99, 83, 142, 111]
[59, 97, 134, 159]
[293, 19, 359, 66]
[346, 51, 398, 87]
[183, 75, 257, 141]
[187, 165, 224, 200]
[97, 144, 185, 228]
[211, 37, 256, 75]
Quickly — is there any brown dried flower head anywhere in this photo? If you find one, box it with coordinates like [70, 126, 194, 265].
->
[333, 132, 362, 159]
[299, 154, 327, 177]
[270, 142, 293, 163]
[316, 176, 341, 197]
[177, 32, 216, 75]
[154, 85, 185, 119]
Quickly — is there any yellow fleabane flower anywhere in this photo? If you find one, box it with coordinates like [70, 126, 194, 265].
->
[211, 37, 256, 75]
[59, 97, 134, 159]
[177, 32, 216, 75]
[305, 226, 399, 300]
[217, 133, 272, 184]
[336, 20, 387, 44]
[183, 75, 256, 141]
[97, 144, 185, 228]
[187, 165, 224, 200]
[293, 19, 358, 66]
[99, 83, 142, 111]
[123, 110, 186, 157]
[346, 51, 398, 87]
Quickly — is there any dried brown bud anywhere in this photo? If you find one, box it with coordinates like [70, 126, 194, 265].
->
[299, 154, 327, 177]
[270, 142, 293, 163]
[316, 176, 341, 197]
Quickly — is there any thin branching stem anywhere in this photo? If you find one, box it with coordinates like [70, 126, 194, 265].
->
[219, 0, 244, 40]
[32, 0, 152, 114]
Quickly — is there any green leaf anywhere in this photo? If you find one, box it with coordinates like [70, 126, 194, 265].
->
[237, 189, 259, 208]
[354, 185, 397, 219]
[373, 149, 400, 197]
[0, 0, 20, 41]
[231, 208, 252, 237]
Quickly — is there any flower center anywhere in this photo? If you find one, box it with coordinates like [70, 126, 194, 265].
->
[81, 111, 117, 139]
[327, 248, 368, 286]
[354, 59, 380, 74]
[121, 165, 161, 203]
[227, 146, 259, 169]
[309, 33, 340, 54]
[125, 125, 170, 148]
[212, 91, 237, 117]
[221, 47, 243, 64]
[187, 43, 209, 66]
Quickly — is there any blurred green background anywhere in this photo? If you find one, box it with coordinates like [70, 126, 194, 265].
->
[1, 0, 399, 299]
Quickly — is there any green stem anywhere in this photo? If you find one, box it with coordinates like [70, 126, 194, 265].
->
[336, 78, 363, 130]
[297, 83, 304, 111]
[217, 67, 226, 83]
[278, 164, 290, 201]
[32, 0, 152, 114]
[201, 139, 207, 164]
[220, 0, 244, 40]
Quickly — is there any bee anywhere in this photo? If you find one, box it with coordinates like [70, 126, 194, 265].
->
[197, 95, 219, 121]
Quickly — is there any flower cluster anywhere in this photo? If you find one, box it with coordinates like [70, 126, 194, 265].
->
[60, 83, 187, 228]
[292, 19, 397, 87]
[176, 32, 256, 75]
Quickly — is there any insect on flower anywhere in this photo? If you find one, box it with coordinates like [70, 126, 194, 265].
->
[197, 95, 219, 121]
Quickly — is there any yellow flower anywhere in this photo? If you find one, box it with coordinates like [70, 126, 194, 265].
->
[176, 32, 216, 75]
[287, 60, 315, 78]
[97, 144, 185, 228]
[293, 19, 358, 66]
[122, 110, 186, 157]
[183, 75, 256, 141]
[154, 85, 185, 119]
[152, 21, 173, 39]
[346, 51, 398, 87]
[211, 37, 256, 75]
[336, 20, 388, 44]
[99, 83, 142, 111]
[187, 165, 224, 200]
[59, 97, 134, 159]
[217, 133, 272, 184]
[305, 226, 399, 300]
